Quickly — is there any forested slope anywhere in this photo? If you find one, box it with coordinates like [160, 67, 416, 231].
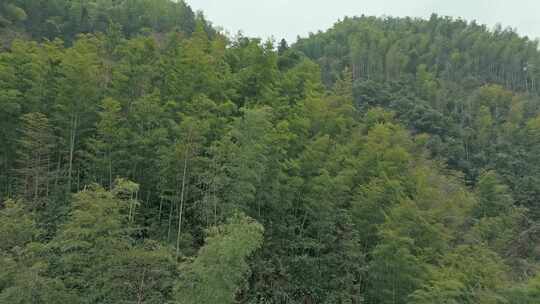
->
[296, 15, 540, 219]
[0, 3, 539, 304]
[1, 0, 199, 45]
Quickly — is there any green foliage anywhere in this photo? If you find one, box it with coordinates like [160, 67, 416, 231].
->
[15, 112, 55, 206]
[411, 245, 510, 304]
[48, 183, 177, 303]
[0, 2, 27, 26]
[296, 15, 540, 226]
[474, 170, 514, 218]
[1, 0, 199, 43]
[0, 200, 39, 252]
[0, 200, 76, 303]
[0, 4, 539, 304]
[175, 213, 264, 304]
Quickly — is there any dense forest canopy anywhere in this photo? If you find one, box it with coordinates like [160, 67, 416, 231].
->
[0, 1, 539, 303]
[1, 0, 200, 44]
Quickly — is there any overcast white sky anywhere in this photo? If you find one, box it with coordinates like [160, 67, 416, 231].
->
[187, 0, 540, 43]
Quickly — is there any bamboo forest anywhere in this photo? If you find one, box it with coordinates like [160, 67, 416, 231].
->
[0, 0, 539, 303]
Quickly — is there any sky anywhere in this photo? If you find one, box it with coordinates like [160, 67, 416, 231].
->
[187, 0, 540, 43]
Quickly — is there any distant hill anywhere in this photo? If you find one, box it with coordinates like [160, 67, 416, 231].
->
[294, 15, 540, 219]
[1, 0, 198, 44]
[295, 14, 540, 93]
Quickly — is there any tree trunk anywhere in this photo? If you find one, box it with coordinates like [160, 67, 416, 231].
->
[67, 114, 78, 193]
[108, 148, 113, 190]
[158, 194, 163, 223]
[176, 148, 189, 258]
[167, 197, 174, 242]
[136, 268, 146, 304]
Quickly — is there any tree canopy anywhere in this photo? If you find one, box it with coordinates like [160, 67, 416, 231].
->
[1, 3, 539, 304]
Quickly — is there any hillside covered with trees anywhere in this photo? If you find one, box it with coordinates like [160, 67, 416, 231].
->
[0, 1, 539, 303]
